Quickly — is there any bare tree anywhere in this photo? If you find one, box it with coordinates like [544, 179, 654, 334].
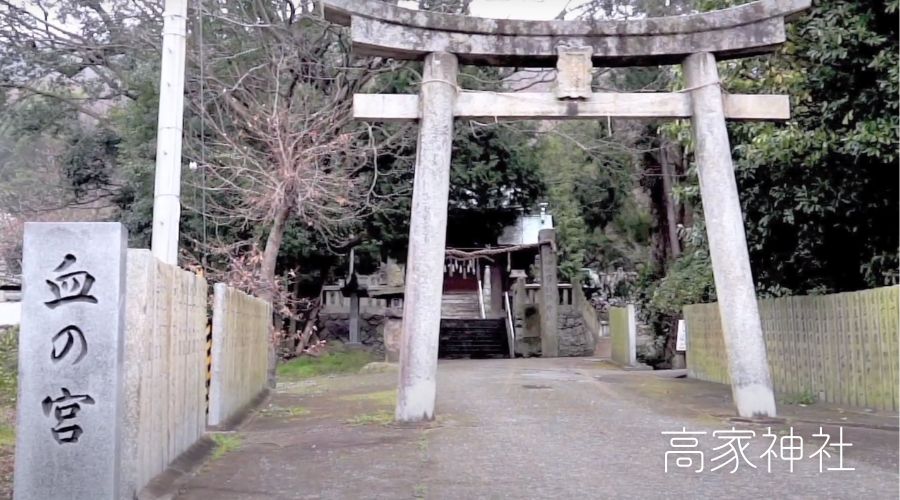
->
[0, 0, 160, 111]
[1, 0, 416, 382]
[181, 3, 416, 383]
[0, 0, 160, 276]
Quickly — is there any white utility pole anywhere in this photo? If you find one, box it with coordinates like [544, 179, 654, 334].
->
[150, 0, 188, 265]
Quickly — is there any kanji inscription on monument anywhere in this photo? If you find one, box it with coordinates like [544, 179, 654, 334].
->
[14, 222, 127, 500]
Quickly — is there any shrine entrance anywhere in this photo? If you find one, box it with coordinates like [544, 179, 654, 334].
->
[321, 0, 810, 422]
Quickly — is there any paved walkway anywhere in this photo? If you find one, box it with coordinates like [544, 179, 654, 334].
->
[175, 359, 899, 499]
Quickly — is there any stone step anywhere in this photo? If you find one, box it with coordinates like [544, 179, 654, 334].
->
[443, 320, 501, 326]
[442, 293, 479, 300]
[441, 318, 505, 329]
[438, 318, 509, 359]
[441, 292, 483, 319]
[440, 331, 505, 339]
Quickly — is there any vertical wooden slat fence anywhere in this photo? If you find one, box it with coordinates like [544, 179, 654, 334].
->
[684, 286, 899, 411]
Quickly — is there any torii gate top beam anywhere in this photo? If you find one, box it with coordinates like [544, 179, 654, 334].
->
[321, 0, 810, 67]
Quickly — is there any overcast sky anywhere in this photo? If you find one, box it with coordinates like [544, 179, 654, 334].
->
[467, 1, 573, 19]
[398, 1, 581, 20]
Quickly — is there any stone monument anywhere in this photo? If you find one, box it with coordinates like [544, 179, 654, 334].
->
[14, 223, 128, 500]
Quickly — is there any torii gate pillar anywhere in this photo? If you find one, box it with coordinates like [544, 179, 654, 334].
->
[684, 52, 776, 416]
[396, 52, 458, 422]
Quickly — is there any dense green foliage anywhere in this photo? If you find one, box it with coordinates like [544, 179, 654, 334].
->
[630, 0, 899, 364]
[341, 64, 548, 272]
[739, 0, 897, 294]
[533, 122, 648, 277]
[691, 0, 899, 296]
[361, 119, 547, 266]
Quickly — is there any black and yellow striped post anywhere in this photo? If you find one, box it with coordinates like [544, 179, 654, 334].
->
[205, 318, 212, 415]
[196, 268, 214, 416]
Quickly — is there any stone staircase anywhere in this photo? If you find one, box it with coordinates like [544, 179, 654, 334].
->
[438, 318, 510, 359]
[441, 291, 481, 319]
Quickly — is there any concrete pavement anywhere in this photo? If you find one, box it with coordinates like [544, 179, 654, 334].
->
[174, 358, 899, 499]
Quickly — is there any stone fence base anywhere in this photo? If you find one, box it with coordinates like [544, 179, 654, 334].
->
[319, 312, 386, 357]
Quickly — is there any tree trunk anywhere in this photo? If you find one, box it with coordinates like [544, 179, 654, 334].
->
[259, 202, 291, 388]
[294, 305, 321, 356]
[288, 268, 300, 335]
[660, 143, 682, 260]
[663, 316, 679, 370]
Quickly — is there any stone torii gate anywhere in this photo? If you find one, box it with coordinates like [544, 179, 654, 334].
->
[321, 0, 810, 422]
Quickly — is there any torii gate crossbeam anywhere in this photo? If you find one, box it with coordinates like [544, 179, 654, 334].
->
[320, 0, 811, 422]
[354, 92, 790, 122]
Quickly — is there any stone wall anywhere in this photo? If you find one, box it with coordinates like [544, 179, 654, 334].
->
[558, 309, 593, 357]
[514, 304, 542, 357]
[123, 250, 208, 498]
[571, 283, 602, 349]
[208, 284, 271, 427]
[20, 247, 270, 498]
[514, 304, 594, 357]
[319, 312, 386, 356]
[321, 306, 595, 358]
[636, 322, 663, 363]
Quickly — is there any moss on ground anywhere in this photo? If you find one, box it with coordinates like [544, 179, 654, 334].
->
[211, 434, 242, 460]
[359, 362, 399, 374]
[260, 405, 311, 418]
[339, 389, 396, 407]
[277, 350, 375, 381]
[781, 389, 817, 406]
[0, 425, 13, 448]
[345, 410, 393, 426]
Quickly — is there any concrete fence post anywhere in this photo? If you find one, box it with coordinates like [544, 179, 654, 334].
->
[610, 305, 637, 367]
[209, 284, 271, 427]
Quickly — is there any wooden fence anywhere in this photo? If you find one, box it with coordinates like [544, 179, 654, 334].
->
[684, 286, 899, 411]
